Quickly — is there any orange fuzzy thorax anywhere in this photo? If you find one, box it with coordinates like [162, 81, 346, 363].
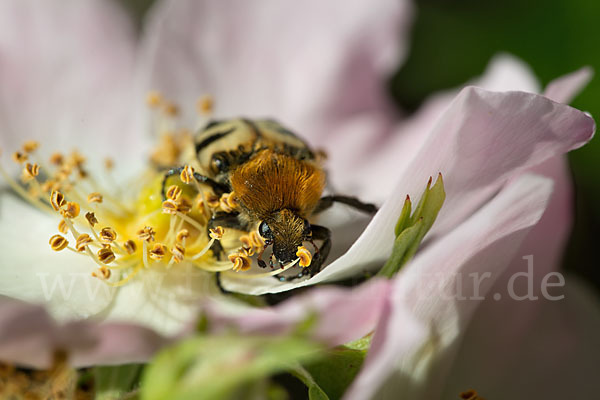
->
[230, 149, 326, 220]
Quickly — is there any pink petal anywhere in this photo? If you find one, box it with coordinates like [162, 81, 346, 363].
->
[0, 0, 138, 159]
[139, 0, 411, 147]
[443, 276, 600, 399]
[345, 174, 554, 399]
[543, 67, 593, 104]
[205, 279, 390, 346]
[222, 87, 594, 294]
[0, 296, 171, 368]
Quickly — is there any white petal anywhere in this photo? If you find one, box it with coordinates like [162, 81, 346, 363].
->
[0, 194, 113, 319]
[543, 66, 593, 104]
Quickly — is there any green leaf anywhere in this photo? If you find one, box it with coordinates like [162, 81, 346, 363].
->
[378, 174, 446, 278]
[303, 346, 367, 400]
[290, 365, 330, 400]
[94, 363, 143, 400]
[140, 335, 323, 400]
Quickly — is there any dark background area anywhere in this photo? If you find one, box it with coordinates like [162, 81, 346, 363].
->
[119, 0, 600, 292]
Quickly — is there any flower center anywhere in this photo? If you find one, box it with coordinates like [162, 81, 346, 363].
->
[0, 92, 308, 288]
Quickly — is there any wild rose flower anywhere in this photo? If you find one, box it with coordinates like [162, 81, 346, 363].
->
[0, 0, 410, 340]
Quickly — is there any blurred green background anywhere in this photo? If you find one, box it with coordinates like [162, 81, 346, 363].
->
[119, 0, 600, 291]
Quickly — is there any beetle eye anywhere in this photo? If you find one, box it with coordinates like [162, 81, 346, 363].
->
[211, 154, 229, 173]
[259, 221, 273, 240]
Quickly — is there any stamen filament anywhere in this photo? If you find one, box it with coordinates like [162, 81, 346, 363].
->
[104, 264, 143, 287]
[0, 161, 53, 213]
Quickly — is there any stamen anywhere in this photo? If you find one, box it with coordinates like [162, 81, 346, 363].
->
[104, 158, 114, 171]
[92, 267, 111, 280]
[219, 192, 238, 213]
[49, 152, 64, 166]
[58, 219, 69, 234]
[49, 235, 69, 251]
[149, 243, 167, 261]
[223, 258, 301, 279]
[87, 192, 103, 204]
[170, 243, 185, 264]
[137, 226, 156, 242]
[22, 140, 39, 153]
[146, 90, 163, 108]
[163, 102, 179, 117]
[123, 240, 137, 255]
[60, 202, 80, 219]
[97, 247, 116, 264]
[296, 246, 312, 267]
[180, 165, 195, 184]
[75, 234, 93, 252]
[190, 226, 225, 260]
[197, 95, 214, 116]
[50, 190, 66, 211]
[105, 264, 143, 287]
[12, 152, 27, 164]
[22, 163, 40, 181]
[85, 212, 99, 227]
[176, 229, 190, 243]
[162, 199, 178, 214]
[229, 252, 251, 272]
[166, 185, 182, 201]
[99, 227, 117, 243]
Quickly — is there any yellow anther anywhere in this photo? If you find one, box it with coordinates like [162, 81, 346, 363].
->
[163, 102, 179, 117]
[239, 235, 253, 250]
[166, 185, 182, 201]
[77, 168, 88, 179]
[162, 199, 179, 214]
[50, 190, 66, 211]
[49, 152, 64, 166]
[49, 235, 68, 251]
[296, 246, 312, 268]
[209, 226, 225, 240]
[58, 219, 69, 234]
[100, 227, 117, 243]
[41, 180, 58, 193]
[146, 90, 163, 108]
[75, 234, 93, 252]
[60, 201, 80, 219]
[180, 165, 195, 184]
[177, 197, 192, 214]
[22, 140, 39, 153]
[137, 226, 156, 242]
[22, 163, 40, 181]
[97, 247, 116, 264]
[197, 95, 214, 115]
[249, 231, 265, 248]
[229, 252, 251, 272]
[92, 267, 111, 280]
[171, 243, 185, 263]
[219, 192, 238, 213]
[205, 192, 220, 208]
[87, 192, 103, 204]
[104, 158, 114, 170]
[67, 151, 86, 168]
[85, 212, 98, 227]
[123, 239, 137, 255]
[176, 229, 190, 243]
[149, 243, 167, 261]
[12, 151, 28, 164]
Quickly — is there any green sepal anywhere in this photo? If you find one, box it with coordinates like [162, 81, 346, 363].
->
[140, 335, 323, 400]
[94, 363, 144, 400]
[378, 174, 445, 278]
[290, 365, 330, 400]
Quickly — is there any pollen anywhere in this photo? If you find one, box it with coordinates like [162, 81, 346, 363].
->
[171, 243, 185, 263]
[176, 229, 190, 243]
[137, 226, 156, 242]
[50, 190, 66, 211]
[209, 226, 225, 240]
[197, 95, 214, 116]
[166, 185, 182, 201]
[100, 227, 117, 243]
[11, 151, 27, 164]
[49, 235, 68, 252]
[87, 192, 103, 204]
[146, 90, 163, 108]
[60, 201, 80, 219]
[22, 140, 39, 153]
[85, 212, 98, 227]
[58, 219, 69, 234]
[180, 165, 195, 184]
[123, 240, 137, 255]
[92, 267, 111, 280]
[75, 234, 93, 252]
[296, 246, 312, 268]
[97, 247, 116, 264]
[149, 243, 167, 261]
[229, 252, 251, 272]
[22, 163, 40, 180]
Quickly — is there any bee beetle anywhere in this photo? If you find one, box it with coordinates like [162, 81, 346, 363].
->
[162, 119, 376, 280]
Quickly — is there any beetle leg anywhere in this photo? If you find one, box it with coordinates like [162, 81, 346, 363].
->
[313, 195, 377, 215]
[257, 239, 272, 269]
[307, 225, 331, 277]
[161, 166, 229, 200]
